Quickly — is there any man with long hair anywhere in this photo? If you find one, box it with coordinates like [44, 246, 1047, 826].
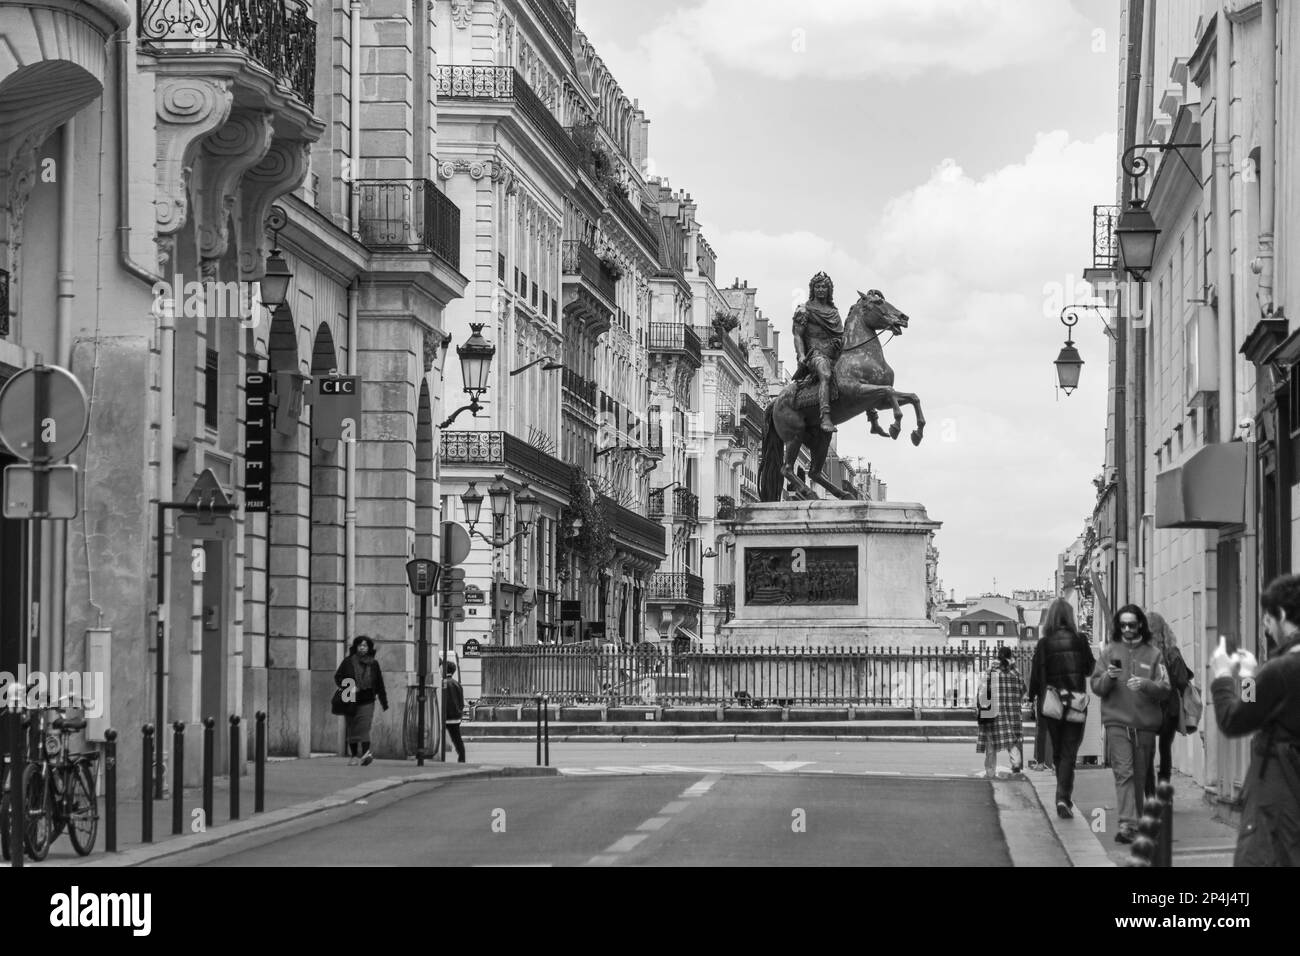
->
[1029, 598, 1095, 817]
[1211, 573, 1300, 866]
[1090, 604, 1169, 843]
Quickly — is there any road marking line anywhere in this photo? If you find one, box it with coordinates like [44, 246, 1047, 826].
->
[758, 761, 814, 772]
[681, 775, 720, 797]
[472, 863, 553, 867]
[660, 801, 690, 814]
[605, 834, 649, 853]
[637, 817, 672, 832]
[586, 855, 619, 867]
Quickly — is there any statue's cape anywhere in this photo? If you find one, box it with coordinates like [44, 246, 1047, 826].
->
[798, 300, 843, 335]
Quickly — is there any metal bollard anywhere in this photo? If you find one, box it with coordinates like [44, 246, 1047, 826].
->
[535, 694, 542, 767]
[141, 724, 154, 844]
[202, 717, 215, 828]
[255, 711, 266, 814]
[1129, 797, 1164, 867]
[229, 715, 241, 820]
[104, 729, 118, 853]
[543, 694, 550, 767]
[172, 722, 185, 836]
[1157, 782, 1175, 868]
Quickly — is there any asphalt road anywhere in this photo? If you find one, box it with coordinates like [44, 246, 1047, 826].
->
[148, 772, 1022, 867]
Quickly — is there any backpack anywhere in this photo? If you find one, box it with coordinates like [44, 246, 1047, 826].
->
[976, 670, 999, 724]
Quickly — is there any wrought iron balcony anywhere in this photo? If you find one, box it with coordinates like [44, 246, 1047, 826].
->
[649, 323, 702, 369]
[439, 429, 574, 492]
[435, 66, 577, 168]
[607, 187, 660, 253]
[0, 267, 9, 338]
[740, 392, 765, 435]
[137, 0, 317, 104]
[716, 495, 735, 521]
[645, 422, 664, 452]
[602, 495, 667, 560]
[648, 572, 704, 605]
[562, 239, 617, 304]
[714, 583, 734, 609]
[1093, 204, 1118, 270]
[695, 324, 748, 371]
[561, 366, 597, 407]
[525, 0, 575, 62]
[353, 178, 460, 269]
[648, 487, 698, 522]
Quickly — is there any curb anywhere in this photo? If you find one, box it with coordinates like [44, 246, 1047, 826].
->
[1024, 769, 1116, 868]
[63, 765, 559, 868]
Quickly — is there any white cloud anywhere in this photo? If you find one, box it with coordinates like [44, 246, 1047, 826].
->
[582, 0, 1092, 110]
[712, 129, 1117, 596]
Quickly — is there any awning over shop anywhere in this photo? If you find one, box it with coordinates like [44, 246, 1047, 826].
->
[1155, 441, 1246, 529]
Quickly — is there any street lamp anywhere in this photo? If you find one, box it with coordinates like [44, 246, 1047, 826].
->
[459, 481, 483, 528]
[1115, 199, 1159, 281]
[260, 206, 292, 309]
[461, 474, 536, 548]
[1053, 305, 1114, 396]
[439, 323, 497, 428]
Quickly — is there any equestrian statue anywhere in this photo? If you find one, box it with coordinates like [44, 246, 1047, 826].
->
[757, 272, 925, 502]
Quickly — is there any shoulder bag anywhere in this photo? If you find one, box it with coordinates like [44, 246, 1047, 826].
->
[1043, 686, 1089, 723]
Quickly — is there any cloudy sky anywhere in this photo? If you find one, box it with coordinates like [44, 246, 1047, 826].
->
[577, 0, 1121, 600]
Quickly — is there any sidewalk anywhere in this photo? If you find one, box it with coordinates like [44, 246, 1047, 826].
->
[463, 720, 1012, 742]
[13, 756, 556, 868]
[1024, 765, 1240, 867]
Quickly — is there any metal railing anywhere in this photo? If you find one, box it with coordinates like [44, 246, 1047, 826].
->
[649, 323, 702, 367]
[562, 239, 617, 303]
[562, 366, 597, 407]
[695, 324, 748, 370]
[439, 430, 574, 491]
[673, 487, 698, 521]
[353, 178, 460, 269]
[435, 66, 577, 168]
[716, 495, 735, 521]
[740, 392, 765, 434]
[647, 572, 704, 604]
[648, 487, 665, 517]
[476, 644, 1037, 707]
[714, 583, 734, 609]
[645, 422, 663, 451]
[607, 186, 660, 252]
[601, 494, 667, 558]
[1093, 204, 1118, 270]
[524, 0, 575, 62]
[136, 0, 317, 104]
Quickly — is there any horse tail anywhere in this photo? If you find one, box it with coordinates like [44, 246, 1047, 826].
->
[758, 402, 784, 502]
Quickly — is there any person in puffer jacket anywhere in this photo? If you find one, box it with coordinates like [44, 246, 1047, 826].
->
[1090, 604, 1170, 844]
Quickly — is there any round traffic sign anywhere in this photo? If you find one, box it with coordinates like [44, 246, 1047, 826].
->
[0, 365, 89, 462]
[441, 520, 471, 566]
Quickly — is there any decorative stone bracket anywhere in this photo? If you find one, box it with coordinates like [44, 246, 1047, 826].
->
[154, 75, 236, 261]
[238, 138, 312, 281]
[194, 109, 276, 264]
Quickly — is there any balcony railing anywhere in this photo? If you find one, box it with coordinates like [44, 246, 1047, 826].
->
[607, 187, 660, 253]
[695, 324, 748, 371]
[1093, 204, 1118, 270]
[715, 583, 734, 609]
[525, 0, 574, 62]
[0, 267, 9, 338]
[602, 495, 667, 559]
[649, 323, 702, 368]
[137, 0, 317, 104]
[648, 487, 698, 521]
[716, 495, 735, 521]
[740, 392, 765, 434]
[562, 366, 597, 407]
[353, 179, 460, 269]
[439, 429, 574, 492]
[435, 66, 577, 168]
[648, 572, 704, 605]
[645, 422, 663, 452]
[562, 239, 617, 303]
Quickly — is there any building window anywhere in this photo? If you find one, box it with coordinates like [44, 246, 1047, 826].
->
[961, 624, 970, 636]
[204, 348, 219, 430]
[978, 624, 987, 636]
[996, 623, 1004, 635]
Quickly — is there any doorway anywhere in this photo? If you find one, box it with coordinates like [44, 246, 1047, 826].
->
[201, 539, 229, 771]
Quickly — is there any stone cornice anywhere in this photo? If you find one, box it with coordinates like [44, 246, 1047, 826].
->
[358, 253, 471, 313]
[276, 194, 370, 287]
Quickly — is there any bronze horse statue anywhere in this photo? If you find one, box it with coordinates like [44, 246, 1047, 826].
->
[758, 289, 925, 501]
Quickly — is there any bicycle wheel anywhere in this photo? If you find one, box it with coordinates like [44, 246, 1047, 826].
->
[22, 764, 54, 861]
[67, 761, 98, 856]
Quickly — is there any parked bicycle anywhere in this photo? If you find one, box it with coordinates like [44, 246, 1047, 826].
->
[0, 706, 98, 860]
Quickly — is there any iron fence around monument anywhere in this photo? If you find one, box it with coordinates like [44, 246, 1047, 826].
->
[475, 644, 1035, 708]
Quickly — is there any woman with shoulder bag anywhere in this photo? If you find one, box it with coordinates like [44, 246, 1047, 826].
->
[1146, 612, 1191, 800]
[1028, 599, 1096, 818]
[976, 645, 1027, 778]
[334, 635, 390, 766]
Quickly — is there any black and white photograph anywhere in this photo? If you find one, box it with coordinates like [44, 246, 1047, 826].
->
[0, 0, 1294, 931]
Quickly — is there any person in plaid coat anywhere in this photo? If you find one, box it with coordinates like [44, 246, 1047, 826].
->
[977, 645, 1027, 777]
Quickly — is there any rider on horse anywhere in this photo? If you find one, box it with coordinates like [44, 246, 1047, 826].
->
[791, 272, 843, 433]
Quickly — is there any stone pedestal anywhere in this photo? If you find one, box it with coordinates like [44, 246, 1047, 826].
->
[719, 499, 943, 647]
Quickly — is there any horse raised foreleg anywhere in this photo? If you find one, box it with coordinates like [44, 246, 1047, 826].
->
[894, 391, 926, 445]
[884, 390, 904, 440]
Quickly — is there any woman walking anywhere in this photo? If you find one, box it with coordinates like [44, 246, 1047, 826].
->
[1145, 612, 1191, 800]
[1028, 599, 1096, 817]
[977, 645, 1027, 778]
[335, 635, 389, 765]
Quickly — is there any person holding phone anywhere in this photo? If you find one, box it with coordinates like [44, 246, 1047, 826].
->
[1211, 573, 1300, 866]
[1090, 605, 1170, 844]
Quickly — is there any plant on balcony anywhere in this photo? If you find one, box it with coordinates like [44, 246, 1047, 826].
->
[561, 471, 615, 576]
[599, 255, 623, 281]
